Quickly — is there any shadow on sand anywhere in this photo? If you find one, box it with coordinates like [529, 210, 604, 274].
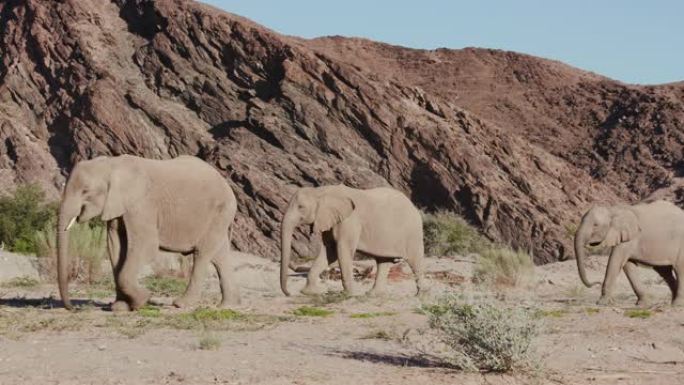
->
[330, 349, 451, 369]
[0, 297, 109, 310]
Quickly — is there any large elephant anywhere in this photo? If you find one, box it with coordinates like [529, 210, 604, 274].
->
[574, 200, 683, 306]
[280, 184, 424, 296]
[58, 155, 240, 311]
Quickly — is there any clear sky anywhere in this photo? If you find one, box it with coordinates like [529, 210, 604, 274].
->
[201, 1, 683, 85]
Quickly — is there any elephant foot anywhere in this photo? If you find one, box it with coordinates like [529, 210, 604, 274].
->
[367, 288, 388, 297]
[300, 284, 326, 296]
[636, 295, 655, 308]
[597, 296, 615, 306]
[671, 298, 684, 307]
[111, 300, 131, 313]
[172, 296, 199, 309]
[219, 292, 241, 308]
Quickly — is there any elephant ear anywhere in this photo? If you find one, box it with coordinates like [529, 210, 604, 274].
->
[602, 208, 640, 247]
[102, 163, 145, 221]
[312, 195, 355, 233]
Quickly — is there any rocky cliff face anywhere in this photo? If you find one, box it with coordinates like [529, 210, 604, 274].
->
[1, 0, 682, 263]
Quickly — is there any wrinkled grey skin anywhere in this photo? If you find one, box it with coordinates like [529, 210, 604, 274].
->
[58, 155, 239, 311]
[574, 200, 684, 307]
[280, 184, 425, 297]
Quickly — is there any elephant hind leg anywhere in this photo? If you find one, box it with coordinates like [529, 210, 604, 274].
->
[211, 242, 241, 307]
[368, 259, 392, 296]
[653, 265, 677, 300]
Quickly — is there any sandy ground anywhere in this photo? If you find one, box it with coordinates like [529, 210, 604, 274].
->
[2, 253, 684, 385]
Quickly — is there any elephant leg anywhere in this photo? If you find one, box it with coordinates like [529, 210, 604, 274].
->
[406, 240, 426, 295]
[335, 223, 361, 296]
[106, 218, 128, 311]
[623, 261, 653, 307]
[598, 247, 627, 305]
[173, 246, 213, 308]
[301, 239, 332, 296]
[368, 258, 392, 296]
[117, 217, 157, 311]
[211, 240, 241, 307]
[672, 266, 684, 307]
[653, 265, 677, 301]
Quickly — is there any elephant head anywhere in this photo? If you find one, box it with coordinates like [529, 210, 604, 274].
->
[58, 156, 144, 309]
[280, 187, 355, 296]
[574, 205, 640, 287]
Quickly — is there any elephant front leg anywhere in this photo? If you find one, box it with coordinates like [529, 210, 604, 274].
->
[335, 227, 361, 296]
[115, 216, 156, 311]
[106, 218, 130, 311]
[368, 259, 392, 296]
[623, 261, 653, 307]
[598, 247, 627, 306]
[301, 239, 334, 296]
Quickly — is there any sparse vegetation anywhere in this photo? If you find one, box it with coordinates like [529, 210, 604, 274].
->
[0, 184, 57, 255]
[624, 309, 652, 319]
[422, 210, 491, 256]
[34, 217, 106, 284]
[361, 329, 393, 340]
[1, 276, 40, 288]
[584, 308, 600, 315]
[198, 334, 222, 350]
[292, 306, 334, 317]
[349, 311, 397, 319]
[535, 309, 566, 318]
[308, 291, 350, 306]
[473, 247, 534, 287]
[421, 295, 540, 372]
[143, 275, 187, 297]
[138, 305, 162, 318]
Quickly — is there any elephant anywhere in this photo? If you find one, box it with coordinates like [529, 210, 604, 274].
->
[57, 154, 240, 311]
[280, 184, 425, 297]
[574, 200, 684, 306]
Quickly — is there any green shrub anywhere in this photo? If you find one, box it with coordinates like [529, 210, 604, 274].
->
[422, 210, 490, 256]
[349, 311, 397, 319]
[624, 309, 652, 319]
[198, 334, 221, 350]
[292, 306, 334, 317]
[474, 247, 534, 287]
[143, 276, 187, 297]
[1, 276, 40, 288]
[422, 295, 540, 372]
[0, 184, 56, 254]
[34, 218, 106, 283]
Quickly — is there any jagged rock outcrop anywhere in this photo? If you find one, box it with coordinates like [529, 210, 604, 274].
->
[1, 0, 682, 263]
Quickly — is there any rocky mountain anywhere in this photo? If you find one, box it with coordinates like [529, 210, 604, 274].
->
[1, 0, 682, 263]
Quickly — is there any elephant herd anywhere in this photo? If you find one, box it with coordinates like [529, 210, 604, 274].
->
[56, 154, 684, 312]
[56, 155, 424, 311]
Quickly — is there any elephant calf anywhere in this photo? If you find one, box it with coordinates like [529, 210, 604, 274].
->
[280, 184, 425, 296]
[58, 155, 240, 311]
[575, 200, 684, 306]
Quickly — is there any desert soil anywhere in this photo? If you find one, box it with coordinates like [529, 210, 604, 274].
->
[1, 253, 684, 385]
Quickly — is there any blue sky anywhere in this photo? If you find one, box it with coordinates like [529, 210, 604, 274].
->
[201, 1, 683, 85]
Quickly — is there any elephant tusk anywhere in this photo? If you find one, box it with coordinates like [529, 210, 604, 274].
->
[65, 217, 76, 231]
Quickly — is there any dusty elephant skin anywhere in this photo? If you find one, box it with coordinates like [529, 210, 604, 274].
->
[574, 200, 684, 307]
[58, 155, 240, 311]
[280, 185, 424, 297]
[4, 0, 684, 264]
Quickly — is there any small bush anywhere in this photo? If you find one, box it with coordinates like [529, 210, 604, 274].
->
[422, 295, 540, 372]
[1, 276, 40, 288]
[198, 334, 221, 350]
[0, 184, 56, 254]
[143, 276, 187, 297]
[292, 306, 334, 317]
[34, 218, 106, 283]
[474, 247, 534, 287]
[624, 309, 652, 319]
[423, 210, 491, 256]
[349, 311, 397, 319]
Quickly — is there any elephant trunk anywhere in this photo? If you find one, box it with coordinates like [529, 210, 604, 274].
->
[57, 199, 79, 310]
[574, 226, 600, 288]
[280, 209, 299, 296]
